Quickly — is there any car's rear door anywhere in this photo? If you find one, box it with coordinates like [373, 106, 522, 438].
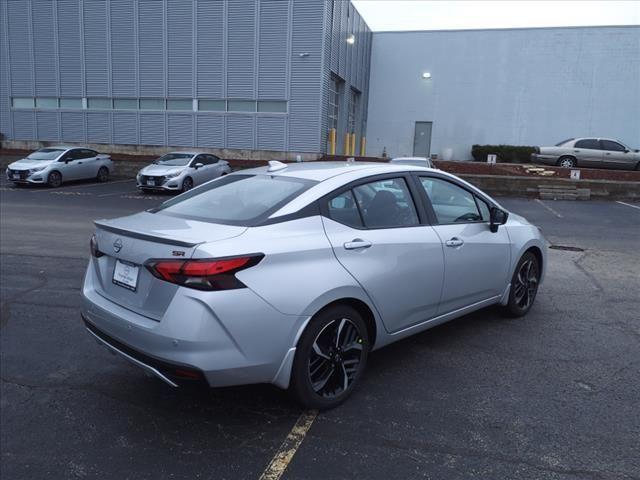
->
[600, 140, 634, 169]
[77, 149, 100, 179]
[416, 175, 511, 315]
[321, 174, 445, 333]
[573, 139, 603, 167]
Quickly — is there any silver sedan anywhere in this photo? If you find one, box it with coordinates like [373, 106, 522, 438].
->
[532, 137, 640, 170]
[82, 161, 546, 409]
[6, 146, 113, 187]
[136, 152, 231, 193]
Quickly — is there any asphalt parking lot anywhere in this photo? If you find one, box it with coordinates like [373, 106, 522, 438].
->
[1, 176, 639, 479]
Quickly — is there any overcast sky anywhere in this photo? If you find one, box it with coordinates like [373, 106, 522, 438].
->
[351, 1, 640, 31]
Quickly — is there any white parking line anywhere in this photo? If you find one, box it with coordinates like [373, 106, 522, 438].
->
[616, 201, 640, 211]
[31, 178, 134, 193]
[535, 199, 563, 218]
[258, 410, 318, 480]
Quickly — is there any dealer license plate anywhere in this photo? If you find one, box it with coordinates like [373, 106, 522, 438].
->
[112, 259, 140, 291]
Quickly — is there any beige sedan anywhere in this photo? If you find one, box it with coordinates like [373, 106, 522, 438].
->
[532, 138, 640, 170]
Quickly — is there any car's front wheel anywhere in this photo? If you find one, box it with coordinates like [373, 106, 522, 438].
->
[290, 305, 369, 410]
[182, 176, 193, 192]
[557, 156, 576, 168]
[47, 171, 62, 188]
[503, 251, 540, 317]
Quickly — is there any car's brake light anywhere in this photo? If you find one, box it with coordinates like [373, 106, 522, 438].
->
[145, 254, 263, 291]
[90, 234, 104, 258]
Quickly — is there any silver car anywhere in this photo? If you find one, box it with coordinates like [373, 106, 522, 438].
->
[532, 138, 640, 170]
[136, 152, 231, 193]
[82, 161, 546, 409]
[6, 146, 113, 187]
[390, 156, 435, 169]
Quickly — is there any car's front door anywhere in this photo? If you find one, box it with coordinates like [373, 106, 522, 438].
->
[188, 155, 207, 185]
[572, 139, 603, 167]
[321, 175, 445, 333]
[57, 149, 84, 180]
[417, 176, 511, 315]
[600, 140, 635, 169]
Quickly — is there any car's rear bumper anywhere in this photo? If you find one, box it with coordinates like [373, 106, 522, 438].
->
[81, 261, 308, 389]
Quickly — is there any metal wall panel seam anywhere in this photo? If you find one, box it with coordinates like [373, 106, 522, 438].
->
[163, 0, 168, 146]
[134, 2, 140, 143]
[284, 0, 293, 150]
[192, 0, 196, 106]
[223, 0, 228, 148]
[1, 1, 14, 138]
[254, 0, 260, 150]
[27, 0, 37, 137]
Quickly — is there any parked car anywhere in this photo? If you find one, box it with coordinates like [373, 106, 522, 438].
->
[390, 156, 435, 168]
[82, 161, 546, 409]
[532, 138, 640, 170]
[6, 146, 113, 187]
[136, 152, 231, 193]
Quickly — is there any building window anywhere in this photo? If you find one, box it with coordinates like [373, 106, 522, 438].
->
[35, 98, 58, 109]
[257, 100, 287, 113]
[87, 98, 112, 110]
[12, 97, 35, 108]
[140, 98, 165, 110]
[198, 99, 226, 111]
[166, 99, 193, 111]
[348, 88, 360, 134]
[60, 98, 83, 109]
[113, 98, 138, 110]
[328, 75, 342, 131]
[228, 100, 257, 112]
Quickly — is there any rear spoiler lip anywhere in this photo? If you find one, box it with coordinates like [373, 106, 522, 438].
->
[94, 220, 202, 248]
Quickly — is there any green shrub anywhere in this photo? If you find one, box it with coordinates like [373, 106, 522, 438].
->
[471, 144, 536, 163]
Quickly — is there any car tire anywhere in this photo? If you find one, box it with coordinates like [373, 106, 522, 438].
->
[502, 251, 540, 318]
[290, 305, 370, 410]
[557, 156, 576, 168]
[182, 176, 194, 192]
[47, 171, 62, 188]
[96, 167, 109, 183]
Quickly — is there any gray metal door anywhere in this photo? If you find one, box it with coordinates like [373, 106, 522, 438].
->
[413, 122, 433, 157]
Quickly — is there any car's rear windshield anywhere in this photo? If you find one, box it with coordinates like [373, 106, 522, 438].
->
[555, 138, 574, 146]
[153, 153, 193, 166]
[153, 174, 316, 226]
[27, 148, 65, 160]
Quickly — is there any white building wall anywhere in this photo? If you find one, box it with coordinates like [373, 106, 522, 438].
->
[366, 26, 640, 160]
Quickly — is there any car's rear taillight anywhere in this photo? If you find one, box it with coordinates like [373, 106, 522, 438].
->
[90, 234, 104, 258]
[145, 254, 264, 291]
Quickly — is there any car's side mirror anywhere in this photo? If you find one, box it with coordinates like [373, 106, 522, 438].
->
[624, 149, 630, 153]
[194, 163, 204, 169]
[489, 207, 508, 233]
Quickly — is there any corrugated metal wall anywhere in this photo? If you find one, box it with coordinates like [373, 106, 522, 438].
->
[1, 0, 372, 156]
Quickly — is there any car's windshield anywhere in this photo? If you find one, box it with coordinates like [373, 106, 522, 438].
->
[27, 148, 65, 160]
[555, 138, 574, 146]
[154, 174, 316, 225]
[153, 153, 194, 166]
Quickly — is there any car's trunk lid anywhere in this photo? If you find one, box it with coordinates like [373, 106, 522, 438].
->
[91, 212, 246, 320]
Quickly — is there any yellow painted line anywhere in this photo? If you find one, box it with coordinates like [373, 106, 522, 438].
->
[259, 410, 318, 480]
[616, 200, 640, 211]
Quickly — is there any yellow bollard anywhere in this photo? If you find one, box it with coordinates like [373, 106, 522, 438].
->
[328, 128, 336, 155]
[344, 133, 350, 155]
[360, 136, 366, 156]
[350, 134, 356, 157]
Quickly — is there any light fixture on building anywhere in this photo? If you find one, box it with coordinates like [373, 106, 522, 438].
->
[346, 34, 355, 45]
[422, 72, 432, 80]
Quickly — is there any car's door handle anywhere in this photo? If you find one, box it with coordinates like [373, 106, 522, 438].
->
[344, 239, 372, 250]
[445, 237, 464, 248]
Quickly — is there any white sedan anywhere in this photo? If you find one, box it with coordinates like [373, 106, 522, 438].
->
[6, 146, 113, 187]
[136, 152, 231, 193]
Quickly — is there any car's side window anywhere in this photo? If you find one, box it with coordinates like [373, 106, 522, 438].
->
[327, 190, 363, 228]
[192, 155, 206, 166]
[476, 196, 491, 221]
[574, 139, 600, 150]
[209, 155, 220, 164]
[61, 150, 78, 161]
[419, 177, 482, 224]
[79, 149, 96, 159]
[352, 178, 419, 228]
[601, 140, 626, 152]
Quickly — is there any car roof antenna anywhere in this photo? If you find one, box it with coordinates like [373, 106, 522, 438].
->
[267, 160, 288, 172]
